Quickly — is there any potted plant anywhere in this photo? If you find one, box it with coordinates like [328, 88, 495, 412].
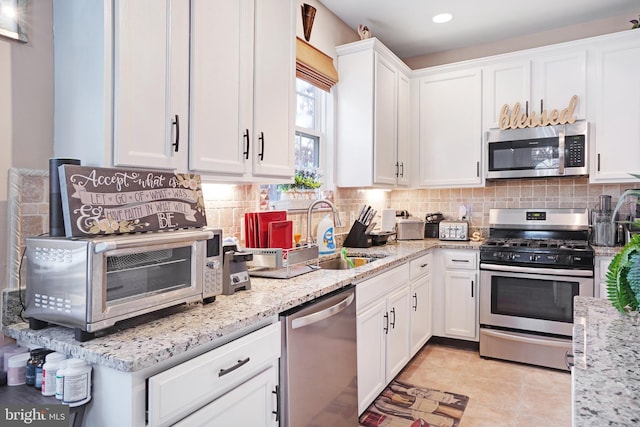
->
[277, 168, 322, 198]
[606, 182, 640, 322]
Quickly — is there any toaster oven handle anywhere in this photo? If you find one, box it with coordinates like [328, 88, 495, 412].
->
[93, 230, 215, 253]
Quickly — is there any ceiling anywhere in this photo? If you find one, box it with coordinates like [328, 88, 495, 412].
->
[319, 0, 640, 59]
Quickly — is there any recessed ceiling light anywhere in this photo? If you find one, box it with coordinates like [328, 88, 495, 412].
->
[432, 13, 453, 24]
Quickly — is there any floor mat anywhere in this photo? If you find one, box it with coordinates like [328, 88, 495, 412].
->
[359, 379, 469, 427]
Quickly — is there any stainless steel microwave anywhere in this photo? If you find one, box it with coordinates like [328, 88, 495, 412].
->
[24, 228, 222, 341]
[486, 121, 588, 179]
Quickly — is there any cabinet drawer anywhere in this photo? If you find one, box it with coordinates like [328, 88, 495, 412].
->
[148, 322, 280, 427]
[356, 263, 410, 311]
[444, 250, 477, 270]
[410, 252, 432, 280]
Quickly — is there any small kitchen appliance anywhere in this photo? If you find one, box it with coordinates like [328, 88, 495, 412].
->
[25, 228, 223, 341]
[424, 212, 444, 238]
[486, 121, 588, 179]
[396, 218, 425, 240]
[438, 220, 469, 241]
[591, 194, 615, 246]
[222, 243, 253, 295]
[479, 208, 594, 370]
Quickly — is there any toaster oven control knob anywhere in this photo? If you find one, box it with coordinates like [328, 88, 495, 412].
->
[206, 260, 220, 269]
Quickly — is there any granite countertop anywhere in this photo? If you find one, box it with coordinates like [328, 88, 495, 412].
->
[572, 297, 640, 426]
[2, 239, 481, 373]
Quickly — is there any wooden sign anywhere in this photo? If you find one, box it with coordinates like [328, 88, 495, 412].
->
[58, 165, 207, 238]
[499, 95, 579, 130]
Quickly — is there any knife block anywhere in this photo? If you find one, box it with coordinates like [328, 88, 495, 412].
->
[343, 220, 372, 248]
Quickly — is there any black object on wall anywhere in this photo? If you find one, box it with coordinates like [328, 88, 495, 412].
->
[49, 158, 80, 237]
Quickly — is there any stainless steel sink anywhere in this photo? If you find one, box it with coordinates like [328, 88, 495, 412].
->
[317, 256, 381, 270]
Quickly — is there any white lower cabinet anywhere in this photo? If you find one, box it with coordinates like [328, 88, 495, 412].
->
[356, 263, 410, 414]
[147, 323, 280, 427]
[595, 256, 614, 299]
[409, 252, 432, 356]
[433, 249, 479, 341]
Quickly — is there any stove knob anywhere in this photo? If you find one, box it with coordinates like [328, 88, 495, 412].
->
[529, 254, 539, 262]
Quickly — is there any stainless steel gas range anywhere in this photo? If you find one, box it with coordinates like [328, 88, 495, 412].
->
[479, 208, 594, 371]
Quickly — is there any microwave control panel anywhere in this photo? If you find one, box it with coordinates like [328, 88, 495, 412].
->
[565, 136, 585, 167]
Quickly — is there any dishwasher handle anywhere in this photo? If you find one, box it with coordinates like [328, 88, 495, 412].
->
[291, 292, 355, 330]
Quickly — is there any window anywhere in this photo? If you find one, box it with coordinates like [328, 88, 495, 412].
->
[265, 78, 326, 206]
[295, 79, 322, 171]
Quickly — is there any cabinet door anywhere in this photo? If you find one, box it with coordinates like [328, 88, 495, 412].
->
[251, 0, 295, 178]
[113, 0, 189, 169]
[444, 270, 477, 339]
[533, 49, 587, 120]
[418, 68, 483, 187]
[386, 285, 411, 380]
[396, 72, 410, 186]
[482, 60, 531, 130]
[410, 275, 431, 357]
[373, 53, 399, 186]
[173, 366, 278, 427]
[356, 299, 387, 414]
[189, 0, 253, 175]
[590, 38, 640, 183]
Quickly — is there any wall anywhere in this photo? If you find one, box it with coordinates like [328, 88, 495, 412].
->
[1, 0, 53, 295]
[404, 13, 632, 68]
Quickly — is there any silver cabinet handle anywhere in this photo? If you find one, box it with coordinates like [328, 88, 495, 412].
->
[218, 357, 250, 377]
[412, 293, 418, 311]
[390, 307, 396, 329]
[291, 292, 354, 329]
[383, 312, 389, 334]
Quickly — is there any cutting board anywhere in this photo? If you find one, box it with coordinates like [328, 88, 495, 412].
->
[256, 210, 287, 248]
[268, 220, 293, 249]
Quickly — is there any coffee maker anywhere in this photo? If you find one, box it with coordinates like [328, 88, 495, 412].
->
[222, 243, 253, 295]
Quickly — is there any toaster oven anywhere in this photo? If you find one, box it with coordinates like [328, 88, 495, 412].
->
[24, 228, 222, 341]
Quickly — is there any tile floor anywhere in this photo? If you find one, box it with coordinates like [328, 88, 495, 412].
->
[397, 342, 572, 427]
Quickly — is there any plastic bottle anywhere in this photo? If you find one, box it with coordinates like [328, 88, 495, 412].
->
[317, 214, 336, 255]
[7, 352, 30, 386]
[26, 348, 46, 386]
[55, 359, 68, 400]
[42, 352, 67, 396]
[62, 358, 92, 407]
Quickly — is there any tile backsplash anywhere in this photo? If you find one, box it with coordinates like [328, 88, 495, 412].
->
[6, 168, 634, 290]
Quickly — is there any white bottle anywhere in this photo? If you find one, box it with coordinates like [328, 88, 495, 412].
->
[55, 359, 68, 400]
[62, 358, 92, 407]
[317, 214, 335, 255]
[42, 352, 66, 396]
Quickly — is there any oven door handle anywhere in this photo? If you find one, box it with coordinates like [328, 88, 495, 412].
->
[93, 229, 215, 253]
[481, 328, 571, 349]
[480, 263, 593, 277]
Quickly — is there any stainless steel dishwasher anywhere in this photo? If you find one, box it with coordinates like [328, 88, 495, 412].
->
[280, 285, 358, 426]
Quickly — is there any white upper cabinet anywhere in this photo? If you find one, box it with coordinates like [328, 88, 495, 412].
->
[587, 31, 640, 183]
[336, 38, 411, 188]
[482, 47, 586, 132]
[416, 66, 483, 188]
[190, 0, 295, 181]
[112, 0, 190, 169]
[54, 0, 294, 182]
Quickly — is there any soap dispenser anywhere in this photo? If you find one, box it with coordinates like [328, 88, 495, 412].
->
[317, 214, 336, 255]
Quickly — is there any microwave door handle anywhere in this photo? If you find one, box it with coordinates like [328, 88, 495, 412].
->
[558, 128, 565, 175]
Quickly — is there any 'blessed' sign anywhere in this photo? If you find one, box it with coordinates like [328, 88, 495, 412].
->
[499, 95, 579, 130]
[58, 165, 207, 237]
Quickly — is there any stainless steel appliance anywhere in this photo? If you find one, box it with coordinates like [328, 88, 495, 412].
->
[222, 243, 252, 294]
[479, 208, 594, 370]
[280, 285, 357, 426]
[439, 220, 469, 241]
[396, 218, 425, 240]
[25, 228, 223, 341]
[486, 121, 588, 179]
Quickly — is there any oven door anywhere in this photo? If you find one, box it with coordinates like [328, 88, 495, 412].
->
[479, 264, 593, 337]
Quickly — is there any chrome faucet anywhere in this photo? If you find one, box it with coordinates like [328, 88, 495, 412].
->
[306, 199, 343, 244]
